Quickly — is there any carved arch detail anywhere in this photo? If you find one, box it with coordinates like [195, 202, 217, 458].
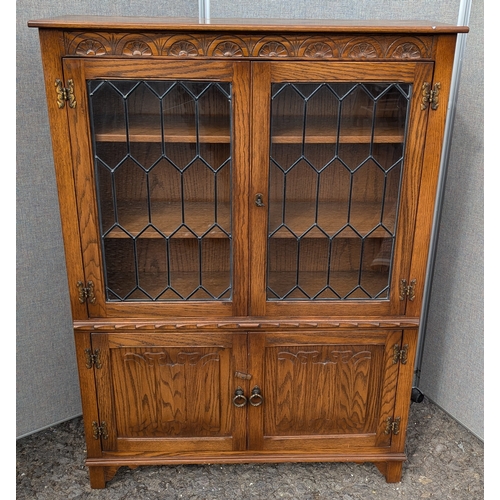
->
[298, 37, 339, 59]
[208, 35, 249, 57]
[253, 37, 291, 58]
[341, 37, 383, 59]
[386, 37, 431, 59]
[64, 31, 434, 60]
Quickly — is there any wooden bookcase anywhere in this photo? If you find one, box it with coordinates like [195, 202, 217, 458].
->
[28, 16, 468, 488]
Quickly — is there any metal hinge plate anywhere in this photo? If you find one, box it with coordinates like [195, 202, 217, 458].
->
[55, 79, 76, 109]
[399, 279, 416, 301]
[77, 281, 96, 304]
[85, 348, 102, 369]
[384, 416, 401, 435]
[393, 344, 409, 365]
[421, 82, 440, 110]
[92, 421, 108, 440]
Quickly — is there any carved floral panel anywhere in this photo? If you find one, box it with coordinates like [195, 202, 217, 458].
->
[65, 31, 434, 60]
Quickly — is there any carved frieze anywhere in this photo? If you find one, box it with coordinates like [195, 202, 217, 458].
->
[73, 318, 419, 331]
[278, 349, 372, 365]
[65, 31, 433, 60]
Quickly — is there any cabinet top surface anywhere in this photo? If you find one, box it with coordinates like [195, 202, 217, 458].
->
[28, 16, 468, 33]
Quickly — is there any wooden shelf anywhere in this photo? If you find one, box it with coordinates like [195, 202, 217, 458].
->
[94, 115, 231, 143]
[100, 200, 393, 239]
[272, 117, 404, 144]
[269, 201, 396, 237]
[101, 201, 231, 238]
[93, 115, 403, 145]
[267, 270, 390, 299]
[107, 271, 231, 300]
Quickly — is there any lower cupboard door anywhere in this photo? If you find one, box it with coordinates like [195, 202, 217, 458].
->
[91, 332, 247, 454]
[247, 330, 401, 453]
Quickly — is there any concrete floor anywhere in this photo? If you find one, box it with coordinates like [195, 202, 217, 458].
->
[16, 397, 483, 499]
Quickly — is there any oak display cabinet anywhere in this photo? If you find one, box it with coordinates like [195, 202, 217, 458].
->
[28, 16, 468, 488]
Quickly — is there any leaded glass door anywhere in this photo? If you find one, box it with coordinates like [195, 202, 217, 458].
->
[63, 59, 250, 318]
[250, 61, 434, 317]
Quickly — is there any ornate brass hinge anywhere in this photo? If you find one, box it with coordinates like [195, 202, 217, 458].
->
[393, 343, 409, 365]
[92, 421, 108, 440]
[384, 416, 401, 435]
[77, 281, 96, 304]
[55, 79, 76, 109]
[399, 279, 416, 301]
[85, 348, 102, 369]
[421, 82, 440, 110]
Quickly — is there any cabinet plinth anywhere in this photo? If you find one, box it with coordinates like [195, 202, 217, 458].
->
[29, 16, 466, 488]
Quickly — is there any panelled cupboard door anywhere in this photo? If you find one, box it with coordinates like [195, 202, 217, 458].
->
[62, 58, 251, 318]
[250, 61, 434, 317]
[247, 330, 402, 453]
[90, 332, 247, 454]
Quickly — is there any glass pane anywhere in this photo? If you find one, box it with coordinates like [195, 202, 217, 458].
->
[267, 82, 411, 301]
[88, 80, 232, 302]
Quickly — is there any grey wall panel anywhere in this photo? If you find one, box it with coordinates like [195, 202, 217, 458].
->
[210, 0, 459, 23]
[17, 0, 199, 438]
[419, 0, 483, 440]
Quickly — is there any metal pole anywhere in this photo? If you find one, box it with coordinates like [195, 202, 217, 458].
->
[199, 0, 211, 22]
[413, 0, 472, 394]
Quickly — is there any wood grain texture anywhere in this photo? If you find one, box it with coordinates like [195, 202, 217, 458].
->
[29, 17, 468, 33]
[91, 332, 247, 454]
[30, 18, 461, 487]
[73, 331, 103, 458]
[36, 31, 88, 319]
[247, 330, 400, 453]
[62, 58, 246, 318]
[73, 317, 420, 331]
[406, 35, 458, 317]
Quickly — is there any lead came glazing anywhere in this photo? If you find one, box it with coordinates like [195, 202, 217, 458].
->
[266, 82, 411, 301]
[88, 80, 233, 302]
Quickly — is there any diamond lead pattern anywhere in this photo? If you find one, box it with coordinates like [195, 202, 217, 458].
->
[88, 80, 232, 302]
[267, 82, 411, 301]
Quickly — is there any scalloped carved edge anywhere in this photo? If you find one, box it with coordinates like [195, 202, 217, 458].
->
[65, 32, 433, 60]
[74, 318, 419, 331]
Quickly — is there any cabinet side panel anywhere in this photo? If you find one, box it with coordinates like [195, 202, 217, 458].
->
[73, 330, 103, 458]
[406, 34, 458, 317]
[38, 30, 88, 319]
[390, 329, 418, 453]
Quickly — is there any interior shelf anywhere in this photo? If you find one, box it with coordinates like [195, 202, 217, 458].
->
[94, 115, 231, 143]
[101, 201, 231, 238]
[272, 117, 404, 144]
[93, 115, 403, 145]
[269, 201, 396, 237]
[106, 271, 232, 301]
[267, 270, 390, 300]
[99, 200, 394, 239]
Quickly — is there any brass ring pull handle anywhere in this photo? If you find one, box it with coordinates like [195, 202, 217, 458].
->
[255, 193, 265, 207]
[249, 386, 264, 407]
[232, 387, 247, 407]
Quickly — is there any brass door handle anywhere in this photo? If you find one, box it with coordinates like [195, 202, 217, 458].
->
[232, 387, 247, 407]
[249, 386, 264, 407]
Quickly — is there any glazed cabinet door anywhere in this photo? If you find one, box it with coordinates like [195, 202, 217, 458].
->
[247, 330, 403, 453]
[62, 58, 250, 318]
[89, 332, 247, 455]
[250, 61, 434, 317]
